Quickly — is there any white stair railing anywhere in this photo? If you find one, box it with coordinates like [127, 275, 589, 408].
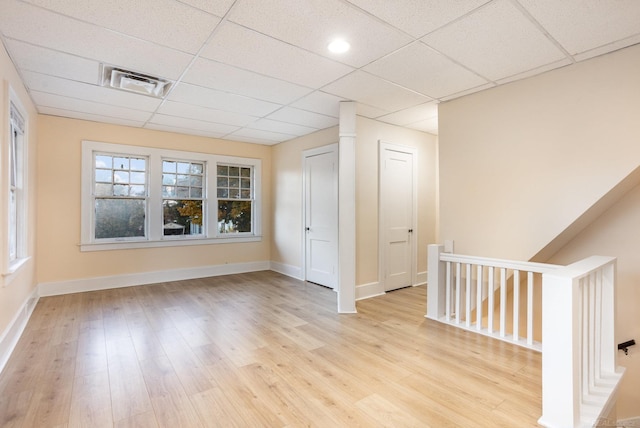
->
[426, 244, 625, 428]
[427, 244, 559, 350]
[538, 256, 625, 428]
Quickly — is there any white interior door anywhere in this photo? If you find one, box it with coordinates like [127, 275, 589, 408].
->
[380, 143, 416, 292]
[304, 145, 338, 289]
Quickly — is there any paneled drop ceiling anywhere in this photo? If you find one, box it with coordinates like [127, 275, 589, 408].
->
[1, 0, 640, 145]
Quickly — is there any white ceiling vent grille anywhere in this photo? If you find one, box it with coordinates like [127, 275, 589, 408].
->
[101, 65, 173, 98]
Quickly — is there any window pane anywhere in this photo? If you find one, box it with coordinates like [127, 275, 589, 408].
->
[130, 172, 145, 184]
[113, 184, 129, 196]
[163, 160, 176, 173]
[95, 183, 112, 197]
[163, 174, 175, 185]
[177, 162, 190, 174]
[217, 177, 228, 187]
[95, 169, 112, 183]
[96, 155, 112, 168]
[95, 199, 145, 239]
[229, 166, 240, 176]
[241, 189, 251, 199]
[114, 157, 129, 170]
[130, 185, 145, 196]
[163, 200, 203, 236]
[217, 165, 228, 176]
[130, 158, 146, 171]
[241, 178, 251, 189]
[217, 189, 228, 198]
[163, 186, 176, 198]
[190, 175, 202, 187]
[176, 186, 189, 198]
[114, 171, 129, 183]
[229, 189, 239, 199]
[240, 167, 251, 178]
[229, 178, 240, 189]
[192, 163, 203, 174]
[218, 200, 251, 233]
[190, 187, 202, 198]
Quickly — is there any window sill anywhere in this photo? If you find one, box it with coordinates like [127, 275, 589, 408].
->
[3, 256, 31, 286]
[80, 235, 262, 252]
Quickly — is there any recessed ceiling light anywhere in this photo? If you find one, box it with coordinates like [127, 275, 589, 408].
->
[328, 39, 350, 54]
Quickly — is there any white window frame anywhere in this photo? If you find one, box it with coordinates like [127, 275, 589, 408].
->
[4, 92, 29, 280]
[81, 140, 262, 251]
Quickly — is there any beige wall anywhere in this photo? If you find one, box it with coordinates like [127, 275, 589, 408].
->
[355, 116, 438, 285]
[270, 127, 339, 270]
[439, 43, 640, 418]
[546, 183, 640, 419]
[439, 43, 640, 260]
[271, 118, 438, 289]
[36, 116, 272, 285]
[0, 44, 38, 338]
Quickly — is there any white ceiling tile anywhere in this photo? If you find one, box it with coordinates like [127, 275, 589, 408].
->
[31, 91, 153, 122]
[518, 0, 640, 56]
[222, 133, 281, 145]
[322, 71, 433, 111]
[289, 91, 346, 118]
[148, 114, 239, 135]
[496, 58, 572, 85]
[174, 0, 236, 17]
[266, 107, 338, 129]
[422, 0, 567, 81]
[247, 118, 318, 136]
[363, 41, 488, 99]
[356, 103, 391, 118]
[345, 0, 490, 38]
[3, 39, 100, 84]
[22, 71, 162, 111]
[168, 83, 281, 117]
[227, 0, 413, 67]
[201, 22, 353, 88]
[144, 123, 228, 139]
[182, 57, 312, 104]
[406, 116, 439, 135]
[39, 107, 146, 128]
[439, 82, 496, 101]
[377, 102, 438, 126]
[22, 0, 220, 54]
[229, 128, 296, 144]
[157, 101, 257, 127]
[573, 34, 640, 62]
[0, 0, 192, 79]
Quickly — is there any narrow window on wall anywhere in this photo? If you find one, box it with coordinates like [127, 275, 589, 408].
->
[217, 164, 253, 234]
[93, 153, 148, 240]
[162, 159, 205, 237]
[8, 102, 26, 264]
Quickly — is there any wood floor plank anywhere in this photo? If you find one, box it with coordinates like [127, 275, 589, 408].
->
[0, 271, 543, 427]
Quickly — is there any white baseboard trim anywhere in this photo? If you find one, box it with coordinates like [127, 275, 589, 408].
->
[417, 270, 427, 286]
[618, 417, 640, 427]
[0, 287, 39, 374]
[356, 281, 385, 300]
[38, 261, 270, 297]
[269, 261, 302, 280]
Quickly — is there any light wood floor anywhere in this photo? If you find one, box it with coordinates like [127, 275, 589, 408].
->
[0, 271, 542, 427]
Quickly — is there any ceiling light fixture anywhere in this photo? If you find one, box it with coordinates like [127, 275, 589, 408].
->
[100, 64, 173, 98]
[327, 38, 350, 54]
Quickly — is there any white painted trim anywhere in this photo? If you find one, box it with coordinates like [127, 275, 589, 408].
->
[338, 101, 357, 313]
[618, 417, 640, 427]
[38, 261, 270, 296]
[0, 286, 39, 374]
[416, 270, 427, 286]
[378, 141, 418, 291]
[270, 261, 303, 280]
[302, 143, 338, 289]
[356, 282, 385, 300]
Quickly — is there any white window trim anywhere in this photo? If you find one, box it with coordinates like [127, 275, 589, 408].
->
[3, 87, 30, 282]
[81, 140, 262, 252]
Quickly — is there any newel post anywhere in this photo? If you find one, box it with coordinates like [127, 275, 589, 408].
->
[427, 244, 446, 320]
[538, 269, 581, 428]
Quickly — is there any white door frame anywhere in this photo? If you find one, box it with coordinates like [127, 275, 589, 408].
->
[378, 141, 418, 291]
[301, 143, 339, 288]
